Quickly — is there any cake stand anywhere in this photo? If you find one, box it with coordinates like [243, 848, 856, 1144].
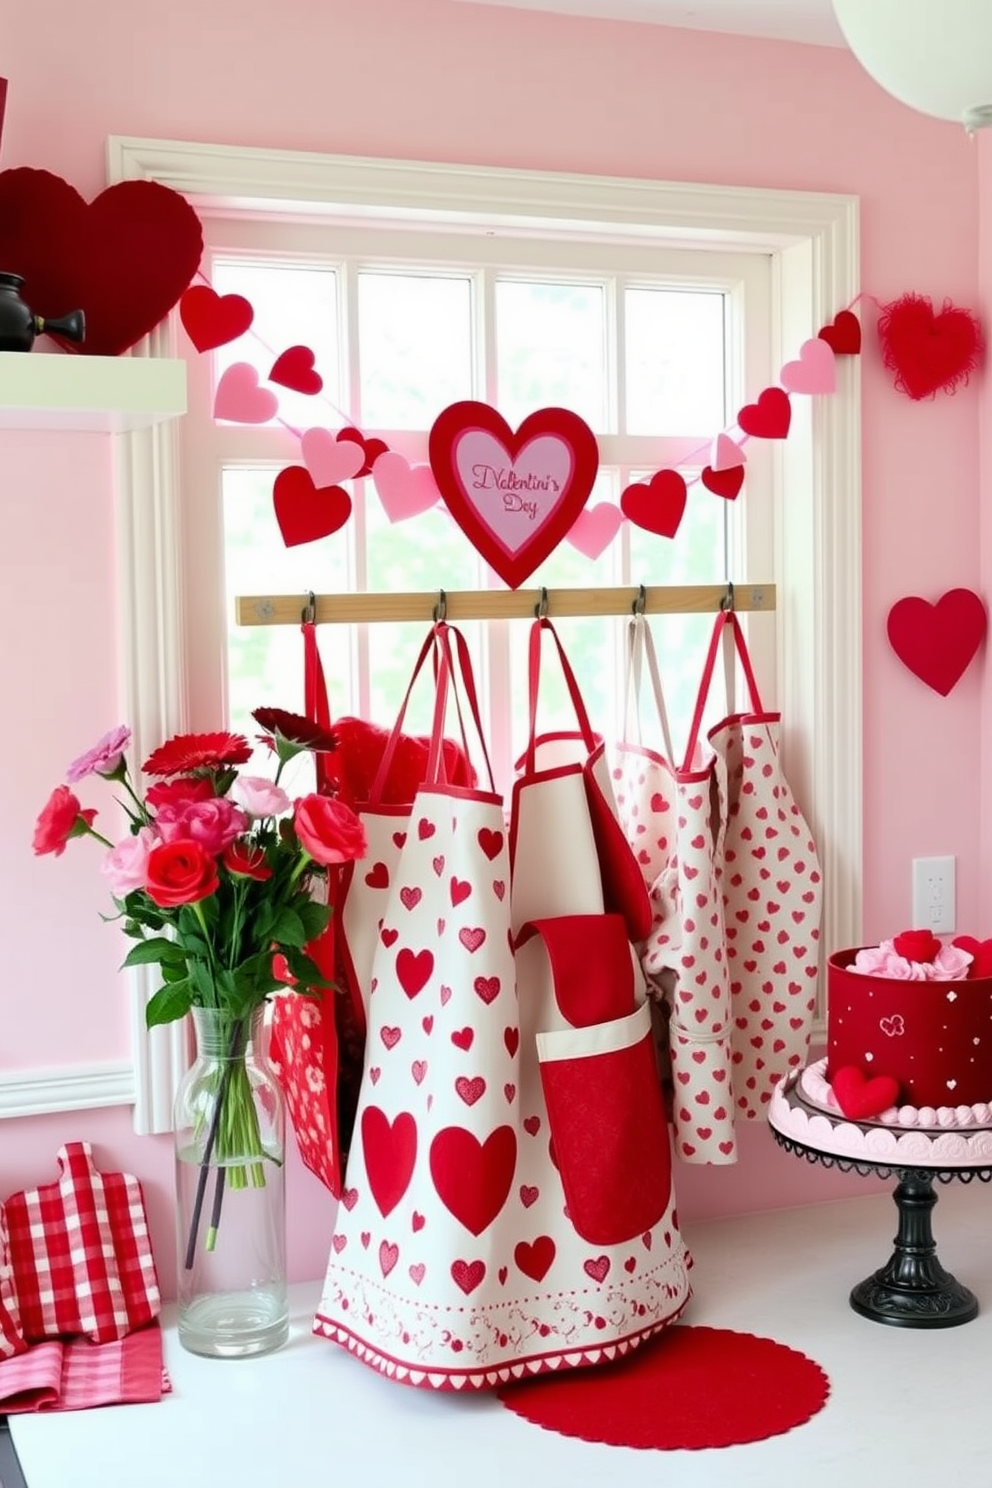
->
[768, 1070, 992, 1328]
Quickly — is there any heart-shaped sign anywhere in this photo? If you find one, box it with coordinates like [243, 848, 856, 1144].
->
[428, 402, 599, 589]
[830, 1065, 900, 1120]
[273, 466, 353, 547]
[179, 285, 253, 351]
[886, 587, 987, 696]
[877, 293, 984, 401]
[620, 470, 687, 538]
[0, 168, 203, 356]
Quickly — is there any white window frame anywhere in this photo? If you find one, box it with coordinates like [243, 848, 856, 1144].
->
[103, 137, 860, 1135]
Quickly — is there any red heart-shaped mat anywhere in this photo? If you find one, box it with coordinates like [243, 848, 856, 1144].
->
[429, 402, 599, 589]
[0, 168, 203, 356]
[886, 587, 987, 696]
[830, 1065, 900, 1120]
[877, 293, 984, 401]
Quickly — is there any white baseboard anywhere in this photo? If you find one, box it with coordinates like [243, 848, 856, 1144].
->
[0, 1063, 135, 1120]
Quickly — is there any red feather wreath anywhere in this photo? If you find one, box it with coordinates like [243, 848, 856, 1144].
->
[876, 292, 983, 401]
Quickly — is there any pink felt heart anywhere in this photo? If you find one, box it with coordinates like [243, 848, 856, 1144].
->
[830, 1065, 900, 1120]
[269, 344, 323, 395]
[710, 433, 745, 472]
[620, 470, 687, 538]
[428, 402, 599, 589]
[566, 501, 623, 559]
[300, 427, 365, 487]
[373, 451, 441, 522]
[780, 338, 836, 395]
[180, 285, 253, 351]
[337, 428, 390, 478]
[700, 465, 744, 500]
[886, 588, 987, 696]
[214, 362, 279, 424]
[273, 466, 352, 547]
[736, 386, 792, 440]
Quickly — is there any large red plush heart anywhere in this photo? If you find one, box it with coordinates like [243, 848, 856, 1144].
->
[877, 293, 984, 401]
[0, 168, 203, 356]
[830, 1065, 900, 1121]
[736, 387, 792, 439]
[620, 469, 687, 536]
[273, 466, 352, 547]
[886, 588, 987, 696]
[429, 402, 599, 589]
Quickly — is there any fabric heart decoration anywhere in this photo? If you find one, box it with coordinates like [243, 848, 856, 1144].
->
[620, 470, 687, 538]
[886, 587, 987, 696]
[214, 362, 279, 424]
[736, 387, 792, 440]
[818, 310, 861, 356]
[269, 345, 323, 395]
[779, 338, 836, 395]
[710, 433, 745, 472]
[830, 1065, 900, 1120]
[179, 285, 253, 351]
[566, 502, 623, 559]
[273, 466, 352, 547]
[877, 293, 984, 400]
[429, 401, 599, 589]
[337, 428, 390, 478]
[700, 465, 744, 500]
[301, 427, 365, 487]
[0, 168, 203, 356]
[952, 936, 992, 980]
[373, 452, 441, 522]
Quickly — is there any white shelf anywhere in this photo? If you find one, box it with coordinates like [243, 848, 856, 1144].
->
[0, 352, 187, 431]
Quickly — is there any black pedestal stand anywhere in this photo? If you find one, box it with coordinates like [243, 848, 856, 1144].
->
[848, 1173, 978, 1328]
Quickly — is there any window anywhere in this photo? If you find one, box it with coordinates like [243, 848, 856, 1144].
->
[106, 141, 862, 1133]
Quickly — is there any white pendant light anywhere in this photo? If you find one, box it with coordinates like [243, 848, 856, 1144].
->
[831, 0, 992, 133]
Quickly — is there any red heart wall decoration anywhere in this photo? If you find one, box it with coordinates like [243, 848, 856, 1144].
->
[179, 285, 253, 351]
[0, 168, 203, 356]
[736, 386, 792, 440]
[620, 470, 687, 536]
[273, 467, 352, 547]
[886, 588, 987, 696]
[269, 344, 323, 395]
[429, 402, 599, 589]
[818, 310, 862, 356]
[700, 464, 744, 500]
[877, 293, 984, 400]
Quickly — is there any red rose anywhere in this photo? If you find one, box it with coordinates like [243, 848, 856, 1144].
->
[892, 928, 942, 964]
[223, 838, 272, 881]
[294, 794, 367, 866]
[145, 838, 219, 907]
[145, 776, 215, 811]
[32, 786, 96, 857]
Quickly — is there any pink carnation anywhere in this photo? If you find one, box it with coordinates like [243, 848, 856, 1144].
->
[66, 726, 132, 783]
[230, 775, 291, 819]
[154, 796, 248, 855]
[101, 827, 158, 896]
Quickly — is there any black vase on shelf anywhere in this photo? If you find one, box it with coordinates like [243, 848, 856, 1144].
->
[0, 271, 86, 351]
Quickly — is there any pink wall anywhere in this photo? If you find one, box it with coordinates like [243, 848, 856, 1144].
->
[1, 0, 985, 1283]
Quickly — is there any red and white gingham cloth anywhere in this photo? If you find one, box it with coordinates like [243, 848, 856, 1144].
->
[0, 1322, 170, 1412]
[0, 1205, 27, 1359]
[3, 1141, 160, 1346]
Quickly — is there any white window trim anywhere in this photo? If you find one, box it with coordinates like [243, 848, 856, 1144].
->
[105, 137, 861, 1135]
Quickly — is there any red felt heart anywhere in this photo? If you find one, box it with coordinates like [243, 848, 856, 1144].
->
[952, 936, 992, 980]
[877, 293, 984, 401]
[273, 466, 352, 548]
[179, 284, 253, 351]
[830, 1065, 900, 1120]
[269, 344, 323, 395]
[337, 427, 390, 479]
[0, 168, 203, 356]
[818, 310, 862, 356]
[429, 401, 600, 589]
[737, 387, 792, 440]
[886, 588, 987, 696]
[620, 469, 687, 537]
[700, 464, 745, 500]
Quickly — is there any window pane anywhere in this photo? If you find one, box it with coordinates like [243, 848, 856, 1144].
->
[625, 289, 725, 435]
[358, 273, 473, 428]
[496, 280, 606, 430]
[213, 260, 340, 430]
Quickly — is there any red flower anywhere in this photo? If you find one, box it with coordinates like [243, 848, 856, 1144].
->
[252, 708, 338, 754]
[294, 794, 367, 866]
[223, 838, 273, 881]
[32, 786, 97, 857]
[892, 928, 942, 965]
[145, 839, 220, 907]
[145, 775, 216, 810]
[142, 731, 252, 777]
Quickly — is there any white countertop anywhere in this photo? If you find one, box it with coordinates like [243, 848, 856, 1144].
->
[11, 1182, 992, 1488]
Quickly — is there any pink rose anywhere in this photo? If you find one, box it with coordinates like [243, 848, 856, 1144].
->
[145, 839, 219, 908]
[101, 827, 158, 896]
[931, 945, 973, 980]
[154, 796, 247, 855]
[32, 786, 97, 857]
[66, 725, 132, 783]
[878, 951, 928, 980]
[294, 794, 367, 866]
[230, 775, 290, 819]
[145, 776, 215, 811]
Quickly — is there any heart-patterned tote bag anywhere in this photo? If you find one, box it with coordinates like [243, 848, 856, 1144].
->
[315, 624, 690, 1388]
[608, 616, 737, 1164]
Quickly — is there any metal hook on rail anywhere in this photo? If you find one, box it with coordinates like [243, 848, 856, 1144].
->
[632, 583, 647, 617]
[301, 590, 317, 624]
[720, 581, 735, 613]
[534, 586, 550, 619]
[433, 589, 447, 623]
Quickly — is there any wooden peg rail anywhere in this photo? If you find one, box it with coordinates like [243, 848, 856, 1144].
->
[234, 583, 776, 627]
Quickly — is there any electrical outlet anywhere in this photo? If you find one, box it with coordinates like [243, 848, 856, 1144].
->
[911, 856, 956, 935]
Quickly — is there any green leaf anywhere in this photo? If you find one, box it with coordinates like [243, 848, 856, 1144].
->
[120, 937, 184, 969]
[297, 900, 331, 942]
[145, 980, 193, 1028]
[188, 959, 218, 1004]
[269, 907, 307, 948]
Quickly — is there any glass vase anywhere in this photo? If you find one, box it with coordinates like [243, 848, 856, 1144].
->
[173, 1004, 289, 1358]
